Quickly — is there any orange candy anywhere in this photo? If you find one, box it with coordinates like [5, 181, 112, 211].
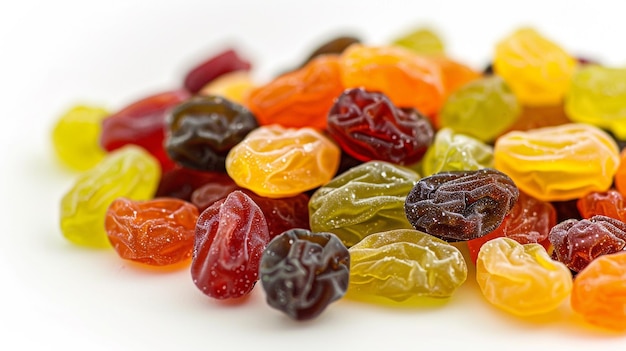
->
[616, 149, 626, 197]
[571, 251, 626, 331]
[245, 55, 344, 130]
[339, 44, 445, 117]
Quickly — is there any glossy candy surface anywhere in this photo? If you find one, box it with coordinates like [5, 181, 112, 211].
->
[493, 27, 577, 105]
[309, 161, 420, 247]
[183, 48, 251, 94]
[571, 251, 626, 331]
[60, 145, 161, 247]
[348, 229, 467, 301]
[327, 88, 434, 165]
[226, 125, 340, 198]
[165, 95, 259, 172]
[494, 123, 620, 202]
[51, 105, 109, 170]
[405, 168, 519, 242]
[259, 229, 350, 320]
[191, 191, 270, 299]
[105, 197, 199, 266]
[577, 190, 626, 222]
[549, 215, 626, 272]
[476, 238, 572, 316]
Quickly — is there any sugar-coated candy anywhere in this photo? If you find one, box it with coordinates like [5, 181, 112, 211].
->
[309, 161, 420, 247]
[391, 27, 445, 55]
[226, 124, 340, 198]
[419, 127, 493, 177]
[405, 168, 519, 242]
[165, 95, 259, 172]
[476, 238, 572, 316]
[60, 145, 161, 248]
[348, 229, 467, 301]
[577, 189, 626, 222]
[259, 229, 350, 320]
[571, 251, 626, 331]
[616, 149, 626, 197]
[191, 191, 270, 299]
[565, 65, 626, 139]
[493, 27, 577, 106]
[155, 166, 234, 201]
[245, 55, 344, 130]
[198, 71, 256, 104]
[327, 88, 434, 165]
[439, 75, 520, 142]
[183, 48, 251, 94]
[339, 44, 444, 117]
[494, 123, 620, 202]
[105, 197, 199, 266]
[549, 215, 626, 272]
[100, 90, 191, 172]
[51, 105, 109, 170]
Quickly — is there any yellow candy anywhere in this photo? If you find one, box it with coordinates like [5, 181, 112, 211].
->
[391, 27, 445, 55]
[198, 71, 256, 104]
[493, 27, 577, 106]
[51, 105, 109, 170]
[60, 145, 161, 248]
[225, 125, 340, 198]
[476, 237, 572, 316]
[494, 123, 620, 202]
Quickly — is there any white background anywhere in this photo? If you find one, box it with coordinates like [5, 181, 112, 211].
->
[2, 0, 626, 350]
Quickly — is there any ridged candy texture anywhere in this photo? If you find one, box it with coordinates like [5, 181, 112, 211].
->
[494, 123, 620, 202]
[259, 229, 350, 320]
[226, 125, 340, 198]
[348, 229, 467, 301]
[309, 161, 420, 247]
[60, 145, 161, 248]
[476, 238, 572, 316]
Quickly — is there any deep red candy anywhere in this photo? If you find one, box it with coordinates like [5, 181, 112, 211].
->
[191, 191, 270, 299]
[156, 166, 235, 201]
[100, 90, 191, 172]
[183, 49, 252, 94]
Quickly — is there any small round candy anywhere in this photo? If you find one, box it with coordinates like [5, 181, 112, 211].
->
[51, 105, 109, 170]
[226, 125, 340, 198]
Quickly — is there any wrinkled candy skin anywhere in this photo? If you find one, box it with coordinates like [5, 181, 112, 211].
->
[156, 166, 234, 201]
[565, 65, 626, 140]
[577, 190, 626, 222]
[259, 229, 350, 320]
[100, 90, 190, 172]
[404, 168, 519, 242]
[198, 71, 256, 105]
[391, 27, 445, 56]
[494, 123, 620, 202]
[493, 27, 577, 106]
[105, 197, 199, 266]
[165, 95, 259, 172]
[226, 125, 340, 198]
[191, 183, 311, 239]
[549, 215, 626, 272]
[191, 191, 270, 299]
[476, 238, 572, 316]
[420, 127, 494, 177]
[51, 105, 109, 171]
[183, 48, 251, 94]
[339, 44, 445, 117]
[309, 161, 420, 247]
[327, 88, 434, 165]
[571, 251, 626, 331]
[348, 229, 467, 301]
[245, 55, 344, 130]
[439, 76, 520, 142]
[60, 145, 161, 248]
[615, 149, 626, 197]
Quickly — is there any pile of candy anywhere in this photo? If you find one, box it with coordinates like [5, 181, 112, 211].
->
[52, 26, 626, 331]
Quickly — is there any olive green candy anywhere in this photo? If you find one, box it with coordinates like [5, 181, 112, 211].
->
[309, 161, 419, 248]
[420, 127, 494, 177]
[439, 75, 521, 142]
[348, 229, 468, 301]
[391, 27, 445, 55]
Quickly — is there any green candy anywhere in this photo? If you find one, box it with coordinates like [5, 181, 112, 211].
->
[391, 27, 445, 55]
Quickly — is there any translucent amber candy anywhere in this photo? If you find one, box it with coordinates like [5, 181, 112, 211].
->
[199, 71, 256, 104]
[476, 237, 572, 316]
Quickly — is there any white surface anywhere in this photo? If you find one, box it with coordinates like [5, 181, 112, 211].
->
[2, 1, 626, 350]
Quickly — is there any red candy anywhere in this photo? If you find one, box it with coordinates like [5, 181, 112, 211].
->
[577, 189, 626, 222]
[183, 49, 252, 94]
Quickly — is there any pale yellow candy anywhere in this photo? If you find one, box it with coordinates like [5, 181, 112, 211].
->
[51, 105, 109, 170]
[493, 27, 577, 106]
[476, 237, 572, 316]
[199, 71, 256, 104]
